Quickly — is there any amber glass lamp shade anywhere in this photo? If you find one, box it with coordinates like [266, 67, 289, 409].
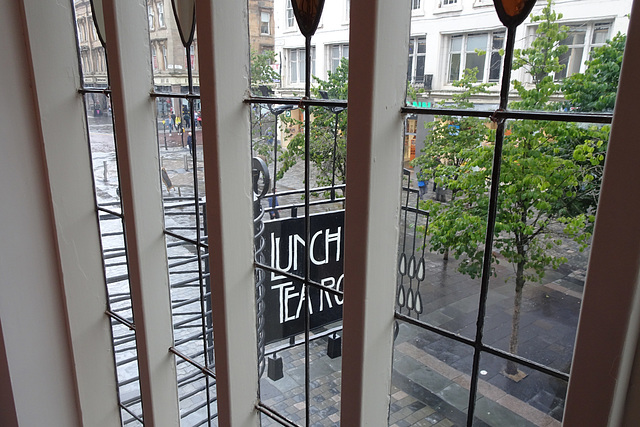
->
[291, 0, 326, 37]
[493, 0, 537, 28]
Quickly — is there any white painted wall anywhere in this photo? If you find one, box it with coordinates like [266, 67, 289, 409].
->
[0, 1, 82, 425]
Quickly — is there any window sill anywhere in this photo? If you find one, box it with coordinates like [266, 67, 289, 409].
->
[433, 4, 463, 14]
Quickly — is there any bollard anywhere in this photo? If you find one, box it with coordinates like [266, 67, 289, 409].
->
[103, 160, 108, 182]
[184, 155, 189, 171]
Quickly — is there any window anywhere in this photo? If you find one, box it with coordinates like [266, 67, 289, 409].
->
[162, 43, 168, 70]
[328, 43, 349, 74]
[411, 0, 421, 9]
[288, 47, 315, 83]
[148, 4, 154, 30]
[260, 11, 270, 35]
[286, 0, 294, 28]
[152, 44, 158, 70]
[407, 36, 426, 84]
[555, 22, 611, 80]
[157, 1, 165, 28]
[442, 0, 458, 5]
[448, 30, 505, 83]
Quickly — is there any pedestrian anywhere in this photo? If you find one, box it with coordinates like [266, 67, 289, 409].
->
[418, 179, 427, 199]
[183, 112, 191, 129]
[170, 111, 176, 130]
[187, 132, 193, 154]
[175, 115, 182, 132]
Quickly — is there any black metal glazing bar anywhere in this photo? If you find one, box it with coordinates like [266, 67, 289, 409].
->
[169, 346, 217, 379]
[466, 25, 516, 426]
[394, 312, 569, 381]
[303, 33, 312, 427]
[165, 227, 209, 249]
[150, 91, 201, 100]
[255, 401, 302, 427]
[97, 206, 124, 219]
[401, 106, 613, 124]
[119, 402, 144, 424]
[106, 309, 136, 330]
[78, 87, 113, 96]
[254, 261, 343, 297]
[245, 96, 347, 109]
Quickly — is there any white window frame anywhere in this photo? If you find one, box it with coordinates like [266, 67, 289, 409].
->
[328, 43, 349, 74]
[157, 1, 165, 28]
[148, 4, 155, 30]
[9, 0, 640, 426]
[260, 11, 270, 35]
[287, 47, 315, 84]
[285, 0, 294, 28]
[553, 21, 612, 80]
[447, 30, 505, 83]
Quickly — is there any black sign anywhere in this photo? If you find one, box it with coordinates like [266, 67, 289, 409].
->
[262, 211, 344, 344]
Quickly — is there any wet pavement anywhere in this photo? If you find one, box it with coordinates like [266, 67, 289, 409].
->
[90, 114, 589, 425]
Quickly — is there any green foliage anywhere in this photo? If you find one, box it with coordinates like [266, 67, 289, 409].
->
[416, 0, 594, 292]
[412, 68, 494, 185]
[562, 33, 626, 112]
[511, 0, 568, 110]
[250, 49, 280, 88]
[278, 58, 349, 191]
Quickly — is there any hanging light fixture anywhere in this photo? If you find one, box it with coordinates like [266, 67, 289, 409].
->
[171, 0, 196, 47]
[493, 0, 537, 28]
[290, 0, 325, 37]
[90, 0, 106, 47]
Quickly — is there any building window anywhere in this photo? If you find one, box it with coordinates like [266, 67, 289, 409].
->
[286, 0, 294, 28]
[162, 43, 168, 70]
[555, 22, 611, 80]
[442, 0, 458, 5]
[407, 36, 426, 84]
[328, 43, 349, 74]
[411, 0, 421, 9]
[260, 11, 270, 35]
[288, 47, 315, 84]
[148, 4, 155, 30]
[448, 30, 505, 83]
[152, 44, 158, 70]
[157, 2, 165, 28]
[90, 19, 98, 41]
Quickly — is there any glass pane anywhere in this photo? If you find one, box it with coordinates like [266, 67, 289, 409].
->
[492, 31, 505, 50]
[390, 321, 474, 426]
[416, 56, 425, 83]
[465, 52, 485, 81]
[466, 33, 487, 52]
[309, 318, 343, 425]
[482, 118, 609, 371]
[474, 352, 567, 425]
[489, 51, 502, 82]
[449, 53, 460, 82]
[450, 35, 462, 53]
[417, 37, 426, 54]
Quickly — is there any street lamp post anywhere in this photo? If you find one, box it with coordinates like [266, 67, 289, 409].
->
[258, 86, 294, 219]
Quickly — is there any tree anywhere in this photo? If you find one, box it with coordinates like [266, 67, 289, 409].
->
[278, 58, 349, 192]
[562, 33, 626, 112]
[416, 0, 592, 376]
[250, 50, 281, 159]
[555, 35, 626, 217]
[411, 68, 494, 257]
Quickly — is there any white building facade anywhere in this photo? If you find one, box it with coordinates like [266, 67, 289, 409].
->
[274, 0, 632, 106]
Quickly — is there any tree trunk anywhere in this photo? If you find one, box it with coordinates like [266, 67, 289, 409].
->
[443, 247, 449, 261]
[505, 261, 525, 376]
